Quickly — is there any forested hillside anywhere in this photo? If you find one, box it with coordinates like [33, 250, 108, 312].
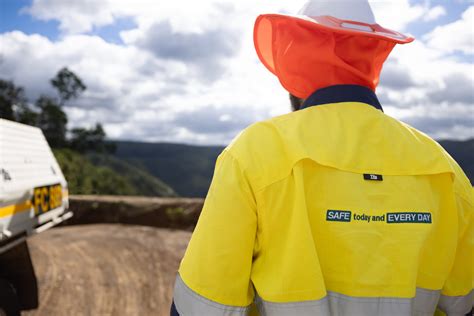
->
[54, 149, 177, 197]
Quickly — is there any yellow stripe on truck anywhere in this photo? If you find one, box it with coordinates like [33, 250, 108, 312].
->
[0, 201, 33, 218]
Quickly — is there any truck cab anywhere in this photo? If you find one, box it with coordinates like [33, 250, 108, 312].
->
[0, 119, 72, 314]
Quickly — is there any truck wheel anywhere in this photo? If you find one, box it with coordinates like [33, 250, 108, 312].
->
[0, 279, 20, 316]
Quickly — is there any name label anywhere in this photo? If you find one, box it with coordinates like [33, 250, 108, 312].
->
[363, 174, 383, 181]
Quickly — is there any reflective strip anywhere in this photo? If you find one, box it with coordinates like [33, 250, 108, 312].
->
[173, 274, 457, 316]
[173, 274, 251, 316]
[256, 288, 441, 316]
[255, 295, 330, 316]
[438, 290, 474, 316]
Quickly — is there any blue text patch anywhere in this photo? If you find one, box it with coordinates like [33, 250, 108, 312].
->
[386, 212, 432, 224]
[326, 210, 352, 222]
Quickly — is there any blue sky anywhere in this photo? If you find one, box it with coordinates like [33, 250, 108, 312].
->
[0, 0, 137, 43]
[0, 0, 472, 144]
[1, 0, 57, 39]
[404, 1, 470, 37]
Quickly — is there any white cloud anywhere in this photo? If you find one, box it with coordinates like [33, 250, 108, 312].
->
[22, 0, 117, 34]
[369, 0, 428, 31]
[122, 19, 241, 82]
[424, 6, 474, 55]
[423, 5, 447, 22]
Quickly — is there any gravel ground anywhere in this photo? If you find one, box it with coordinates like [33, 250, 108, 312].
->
[23, 224, 191, 316]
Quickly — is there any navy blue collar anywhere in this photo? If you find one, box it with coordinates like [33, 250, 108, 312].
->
[300, 85, 383, 112]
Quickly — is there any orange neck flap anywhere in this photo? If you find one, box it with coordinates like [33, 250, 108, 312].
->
[256, 17, 396, 99]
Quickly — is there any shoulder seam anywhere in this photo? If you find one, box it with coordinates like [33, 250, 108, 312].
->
[222, 148, 258, 205]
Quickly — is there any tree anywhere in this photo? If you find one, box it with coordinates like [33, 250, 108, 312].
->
[16, 106, 38, 125]
[0, 79, 37, 124]
[50, 67, 86, 106]
[35, 68, 86, 148]
[70, 123, 115, 153]
[36, 96, 68, 148]
[0, 80, 17, 120]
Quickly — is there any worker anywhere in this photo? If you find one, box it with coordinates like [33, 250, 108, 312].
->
[171, 0, 473, 315]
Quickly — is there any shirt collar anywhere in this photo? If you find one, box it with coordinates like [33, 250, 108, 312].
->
[300, 85, 383, 112]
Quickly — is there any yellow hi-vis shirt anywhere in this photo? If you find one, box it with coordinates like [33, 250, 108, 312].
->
[173, 85, 473, 316]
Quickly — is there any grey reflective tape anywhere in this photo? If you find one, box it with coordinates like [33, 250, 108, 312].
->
[173, 274, 251, 316]
[256, 288, 441, 316]
[438, 290, 474, 316]
[255, 295, 330, 316]
[413, 288, 441, 315]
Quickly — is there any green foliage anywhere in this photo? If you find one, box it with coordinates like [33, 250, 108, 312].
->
[54, 149, 133, 195]
[70, 123, 116, 153]
[17, 106, 38, 126]
[0, 80, 15, 120]
[0, 79, 37, 124]
[51, 67, 86, 105]
[165, 207, 186, 221]
[36, 96, 68, 148]
[54, 149, 177, 197]
[38, 67, 86, 147]
[0, 79, 25, 120]
[87, 153, 177, 197]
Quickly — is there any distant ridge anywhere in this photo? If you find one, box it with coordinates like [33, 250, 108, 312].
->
[113, 141, 224, 197]
[112, 139, 473, 198]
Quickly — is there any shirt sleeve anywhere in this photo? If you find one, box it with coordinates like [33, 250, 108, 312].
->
[437, 188, 474, 315]
[173, 149, 258, 315]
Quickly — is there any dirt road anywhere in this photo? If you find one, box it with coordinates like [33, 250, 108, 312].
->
[23, 224, 191, 316]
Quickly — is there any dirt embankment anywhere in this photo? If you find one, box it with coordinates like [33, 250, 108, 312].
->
[66, 195, 204, 231]
[19, 196, 203, 315]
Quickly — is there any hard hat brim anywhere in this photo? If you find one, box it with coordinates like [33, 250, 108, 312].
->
[254, 14, 414, 75]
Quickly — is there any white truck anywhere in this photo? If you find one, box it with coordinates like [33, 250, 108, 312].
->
[0, 119, 72, 315]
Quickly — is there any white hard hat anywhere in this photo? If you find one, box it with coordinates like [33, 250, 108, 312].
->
[290, 0, 414, 43]
[299, 0, 376, 25]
